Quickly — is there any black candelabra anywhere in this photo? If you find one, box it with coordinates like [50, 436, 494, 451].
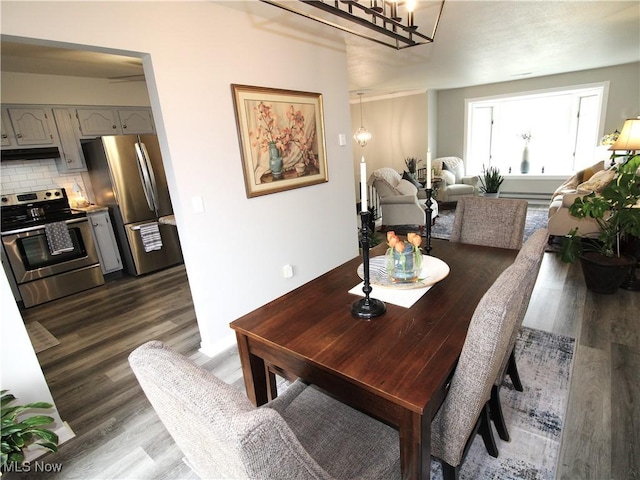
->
[422, 188, 433, 255]
[352, 210, 386, 319]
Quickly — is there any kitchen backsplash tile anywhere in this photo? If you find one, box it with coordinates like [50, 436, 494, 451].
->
[1, 158, 87, 196]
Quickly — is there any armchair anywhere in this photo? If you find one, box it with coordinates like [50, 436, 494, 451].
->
[368, 167, 438, 229]
[432, 157, 478, 203]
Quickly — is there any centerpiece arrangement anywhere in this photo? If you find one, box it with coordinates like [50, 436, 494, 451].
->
[386, 231, 422, 282]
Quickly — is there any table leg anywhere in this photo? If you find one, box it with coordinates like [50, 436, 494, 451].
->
[399, 409, 431, 480]
[235, 332, 270, 406]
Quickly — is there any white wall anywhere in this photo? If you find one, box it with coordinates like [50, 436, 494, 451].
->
[1, 0, 357, 413]
[1, 71, 151, 106]
[436, 62, 640, 159]
[350, 92, 430, 196]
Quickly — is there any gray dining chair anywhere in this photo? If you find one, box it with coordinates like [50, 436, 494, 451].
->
[129, 341, 401, 480]
[449, 197, 529, 249]
[489, 228, 548, 441]
[431, 260, 530, 480]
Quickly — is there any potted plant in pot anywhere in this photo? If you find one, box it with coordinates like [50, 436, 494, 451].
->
[1, 390, 58, 474]
[560, 157, 640, 294]
[479, 164, 504, 197]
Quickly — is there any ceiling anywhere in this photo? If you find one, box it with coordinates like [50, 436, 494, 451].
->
[1, 1, 639, 98]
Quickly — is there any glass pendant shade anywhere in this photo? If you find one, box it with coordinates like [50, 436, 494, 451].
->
[354, 127, 372, 147]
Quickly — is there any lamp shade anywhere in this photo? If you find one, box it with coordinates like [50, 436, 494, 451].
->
[610, 118, 640, 151]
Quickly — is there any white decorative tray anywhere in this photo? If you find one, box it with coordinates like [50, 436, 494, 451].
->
[357, 255, 450, 290]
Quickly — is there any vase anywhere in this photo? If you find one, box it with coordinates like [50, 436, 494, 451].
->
[386, 242, 422, 283]
[268, 142, 284, 180]
[520, 145, 530, 174]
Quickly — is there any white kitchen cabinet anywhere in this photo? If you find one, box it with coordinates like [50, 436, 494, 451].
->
[52, 108, 87, 173]
[5, 107, 58, 146]
[75, 108, 121, 137]
[1, 109, 14, 147]
[87, 209, 123, 274]
[118, 108, 155, 134]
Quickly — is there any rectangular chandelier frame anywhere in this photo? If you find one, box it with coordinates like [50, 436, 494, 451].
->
[260, 0, 446, 50]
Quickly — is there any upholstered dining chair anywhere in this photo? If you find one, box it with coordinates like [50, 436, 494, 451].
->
[129, 341, 401, 480]
[450, 197, 529, 249]
[431, 260, 530, 480]
[489, 228, 548, 442]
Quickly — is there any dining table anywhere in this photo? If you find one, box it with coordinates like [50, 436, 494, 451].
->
[230, 238, 518, 480]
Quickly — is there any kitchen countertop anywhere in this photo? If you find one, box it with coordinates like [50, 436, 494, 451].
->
[74, 204, 109, 213]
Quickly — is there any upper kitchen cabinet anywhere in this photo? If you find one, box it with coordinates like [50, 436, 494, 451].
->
[3, 107, 58, 147]
[75, 107, 155, 138]
[52, 108, 87, 173]
[118, 108, 155, 134]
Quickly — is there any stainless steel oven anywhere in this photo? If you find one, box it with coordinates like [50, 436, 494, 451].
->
[1, 189, 105, 308]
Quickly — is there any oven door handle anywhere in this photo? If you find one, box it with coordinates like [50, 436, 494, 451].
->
[1, 217, 88, 236]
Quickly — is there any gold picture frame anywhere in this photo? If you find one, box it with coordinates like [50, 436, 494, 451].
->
[231, 84, 328, 198]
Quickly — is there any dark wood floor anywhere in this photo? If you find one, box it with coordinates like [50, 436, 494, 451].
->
[15, 251, 639, 479]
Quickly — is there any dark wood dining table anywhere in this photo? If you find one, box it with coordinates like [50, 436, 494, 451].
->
[230, 238, 518, 480]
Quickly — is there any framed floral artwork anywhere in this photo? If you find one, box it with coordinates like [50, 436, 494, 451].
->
[231, 84, 328, 198]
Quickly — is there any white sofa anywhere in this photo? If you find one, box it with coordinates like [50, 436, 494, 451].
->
[547, 161, 610, 238]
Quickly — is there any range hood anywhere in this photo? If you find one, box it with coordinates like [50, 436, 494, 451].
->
[1, 146, 61, 161]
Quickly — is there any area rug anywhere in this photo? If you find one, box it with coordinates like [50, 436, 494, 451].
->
[382, 206, 548, 243]
[430, 326, 575, 480]
[26, 321, 60, 353]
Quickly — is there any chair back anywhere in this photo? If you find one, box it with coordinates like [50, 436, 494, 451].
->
[495, 228, 548, 384]
[450, 196, 528, 249]
[430, 261, 530, 468]
[128, 341, 327, 480]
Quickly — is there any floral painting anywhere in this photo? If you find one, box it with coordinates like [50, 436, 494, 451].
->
[232, 84, 328, 198]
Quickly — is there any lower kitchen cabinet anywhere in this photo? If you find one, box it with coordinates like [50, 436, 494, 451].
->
[87, 209, 123, 274]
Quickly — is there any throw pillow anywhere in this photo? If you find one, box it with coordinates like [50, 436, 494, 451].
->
[402, 171, 422, 189]
[440, 170, 456, 186]
[577, 167, 615, 193]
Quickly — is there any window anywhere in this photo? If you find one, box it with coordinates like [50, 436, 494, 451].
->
[465, 84, 607, 176]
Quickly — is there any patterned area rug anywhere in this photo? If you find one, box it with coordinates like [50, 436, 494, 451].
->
[430, 326, 575, 480]
[25, 321, 60, 353]
[431, 205, 548, 242]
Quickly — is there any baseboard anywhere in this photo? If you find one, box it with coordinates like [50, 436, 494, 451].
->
[199, 333, 237, 358]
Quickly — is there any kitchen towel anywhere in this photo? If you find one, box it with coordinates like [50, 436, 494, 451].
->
[45, 222, 74, 255]
[139, 223, 163, 252]
[348, 282, 432, 308]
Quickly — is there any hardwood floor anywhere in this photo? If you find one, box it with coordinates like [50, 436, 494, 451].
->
[15, 253, 639, 479]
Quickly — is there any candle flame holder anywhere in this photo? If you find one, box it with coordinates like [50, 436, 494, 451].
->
[352, 210, 386, 319]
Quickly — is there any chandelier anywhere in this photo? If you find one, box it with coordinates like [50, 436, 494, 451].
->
[260, 0, 445, 50]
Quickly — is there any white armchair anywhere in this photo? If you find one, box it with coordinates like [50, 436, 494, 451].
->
[432, 157, 478, 203]
[368, 167, 438, 228]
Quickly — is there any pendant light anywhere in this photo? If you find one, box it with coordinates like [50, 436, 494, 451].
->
[354, 93, 372, 147]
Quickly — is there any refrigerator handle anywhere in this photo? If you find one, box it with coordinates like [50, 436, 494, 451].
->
[134, 140, 157, 214]
[136, 137, 161, 216]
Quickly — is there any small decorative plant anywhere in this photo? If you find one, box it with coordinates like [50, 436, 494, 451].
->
[560, 157, 640, 264]
[479, 164, 504, 194]
[404, 157, 419, 175]
[1, 390, 58, 470]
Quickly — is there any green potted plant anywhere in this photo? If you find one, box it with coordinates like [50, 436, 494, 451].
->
[560, 156, 640, 293]
[1, 390, 58, 472]
[479, 164, 504, 197]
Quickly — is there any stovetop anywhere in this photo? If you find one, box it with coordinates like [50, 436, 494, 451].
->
[1, 188, 87, 233]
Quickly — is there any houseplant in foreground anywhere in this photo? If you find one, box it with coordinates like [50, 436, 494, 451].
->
[560, 157, 640, 293]
[478, 165, 504, 197]
[1, 390, 58, 472]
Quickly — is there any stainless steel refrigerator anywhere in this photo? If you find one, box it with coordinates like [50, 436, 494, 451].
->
[83, 135, 183, 276]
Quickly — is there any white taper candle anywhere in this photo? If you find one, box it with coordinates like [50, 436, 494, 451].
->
[426, 155, 432, 189]
[360, 156, 367, 212]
